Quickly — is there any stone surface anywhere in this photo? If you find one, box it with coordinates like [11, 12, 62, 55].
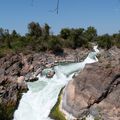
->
[0, 48, 90, 119]
[46, 70, 55, 78]
[17, 76, 25, 84]
[62, 47, 120, 120]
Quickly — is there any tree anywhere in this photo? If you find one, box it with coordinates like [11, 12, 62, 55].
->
[0, 28, 4, 38]
[49, 36, 63, 54]
[44, 23, 50, 37]
[68, 28, 87, 48]
[28, 22, 42, 37]
[4, 29, 12, 48]
[112, 31, 120, 48]
[97, 34, 113, 49]
[0, 28, 12, 48]
[11, 30, 18, 37]
[0, 28, 4, 43]
[60, 27, 89, 49]
[85, 26, 97, 41]
[60, 28, 71, 39]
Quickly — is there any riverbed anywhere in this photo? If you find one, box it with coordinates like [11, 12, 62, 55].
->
[13, 46, 99, 120]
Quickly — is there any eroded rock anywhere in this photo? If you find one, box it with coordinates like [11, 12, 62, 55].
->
[62, 47, 120, 120]
[0, 48, 90, 119]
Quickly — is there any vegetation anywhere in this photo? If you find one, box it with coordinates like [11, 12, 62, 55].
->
[49, 36, 63, 55]
[0, 90, 24, 120]
[0, 102, 16, 120]
[0, 21, 120, 56]
[49, 88, 66, 120]
[96, 34, 113, 49]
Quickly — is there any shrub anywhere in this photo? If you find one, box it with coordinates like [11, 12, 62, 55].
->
[97, 34, 113, 49]
[49, 36, 63, 55]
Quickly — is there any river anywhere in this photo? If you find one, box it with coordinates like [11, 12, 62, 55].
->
[13, 46, 99, 120]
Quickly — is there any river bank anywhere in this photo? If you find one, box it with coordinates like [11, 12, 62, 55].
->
[13, 46, 99, 120]
[0, 46, 119, 120]
[0, 47, 89, 120]
[61, 46, 120, 120]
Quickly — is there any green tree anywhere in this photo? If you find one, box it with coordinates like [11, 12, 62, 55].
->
[85, 26, 97, 41]
[0, 28, 4, 38]
[60, 28, 71, 39]
[28, 22, 42, 37]
[11, 30, 19, 38]
[4, 29, 12, 48]
[0, 28, 4, 45]
[49, 36, 63, 54]
[97, 34, 113, 49]
[112, 32, 120, 48]
[44, 23, 50, 36]
[68, 28, 88, 48]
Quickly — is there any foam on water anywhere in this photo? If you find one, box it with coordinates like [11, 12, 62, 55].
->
[13, 46, 99, 120]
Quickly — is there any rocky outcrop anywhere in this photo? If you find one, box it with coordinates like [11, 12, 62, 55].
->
[62, 46, 120, 120]
[46, 70, 55, 78]
[0, 75, 27, 120]
[0, 48, 90, 120]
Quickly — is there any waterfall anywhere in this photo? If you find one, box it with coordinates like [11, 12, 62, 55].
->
[13, 46, 99, 120]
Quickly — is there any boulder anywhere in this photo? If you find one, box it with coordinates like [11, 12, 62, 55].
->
[17, 76, 25, 84]
[41, 68, 55, 78]
[62, 48, 120, 120]
[46, 70, 55, 78]
[34, 68, 43, 76]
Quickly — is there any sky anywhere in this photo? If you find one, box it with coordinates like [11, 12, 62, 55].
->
[0, 0, 120, 35]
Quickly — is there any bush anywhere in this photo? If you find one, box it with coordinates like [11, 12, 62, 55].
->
[97, 34, 113, 49]
[49, 36, 63, 55]
[60, 28, 71, 39]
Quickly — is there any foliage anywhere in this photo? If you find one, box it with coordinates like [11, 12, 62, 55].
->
[60, 27, 90, 49]
[27, 22, 42, 37]
[0, 23, 120, 56]
[49, 36, 63, 54]
[0, 100, 17, 120]
[112, 33, 120, 48]
[84, 26, 97, 41]
[44, 23, 50, 37]
[97, 34, 113, 49]
[60, 28, 71, 39]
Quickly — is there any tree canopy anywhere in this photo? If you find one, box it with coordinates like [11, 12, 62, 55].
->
[0, 21, 120, 57]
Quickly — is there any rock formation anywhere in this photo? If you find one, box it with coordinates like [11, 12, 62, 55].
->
[62, 46, 120, 120]
[0, 48, 89, 120]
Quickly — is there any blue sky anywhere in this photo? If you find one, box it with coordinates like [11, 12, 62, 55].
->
[0, 0, 120, 35]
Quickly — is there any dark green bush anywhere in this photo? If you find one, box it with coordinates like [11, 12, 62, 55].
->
[97, 34, 113, 49]
[49, 36, 63, 54]
[0, 23, 120, 56]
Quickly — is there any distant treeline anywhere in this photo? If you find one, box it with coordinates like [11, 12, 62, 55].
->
[0, 22, 120, 56]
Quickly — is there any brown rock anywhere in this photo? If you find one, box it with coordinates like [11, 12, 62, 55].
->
[0, 47, 91, 119]
[46, 71, 55, 78]
[34, 68, 42, 76]
[62, 47, 120, 120]
[17, 76, 25, 84]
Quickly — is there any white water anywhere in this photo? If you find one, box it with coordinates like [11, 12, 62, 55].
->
[13, 46, 99, 120]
